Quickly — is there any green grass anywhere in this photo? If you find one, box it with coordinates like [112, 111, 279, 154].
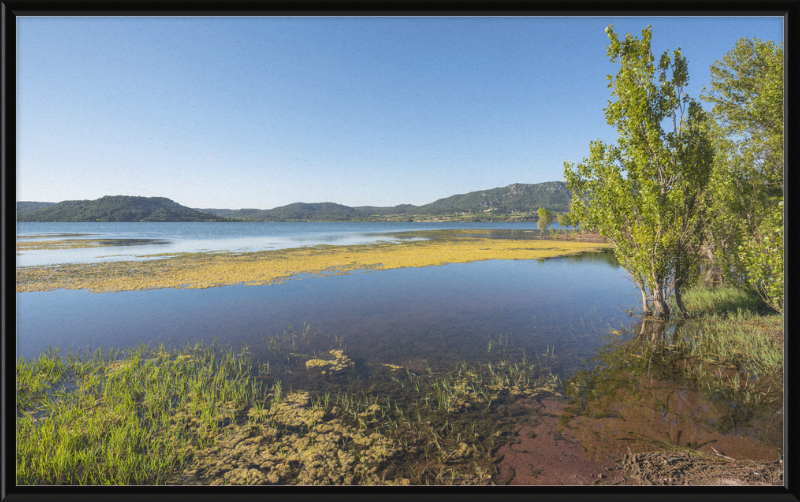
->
[679, 285, 764, 316]
[16, 341, 255, 485]
[588, 284, 785, 409]
[674, 286, 783, 378]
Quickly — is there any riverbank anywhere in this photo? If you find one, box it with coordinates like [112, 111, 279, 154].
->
[16, 230, 610, 293]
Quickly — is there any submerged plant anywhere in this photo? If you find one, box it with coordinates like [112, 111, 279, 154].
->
[17, 339, 565, 486]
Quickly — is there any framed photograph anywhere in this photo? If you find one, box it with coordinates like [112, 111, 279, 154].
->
[5, 2, 794, 501]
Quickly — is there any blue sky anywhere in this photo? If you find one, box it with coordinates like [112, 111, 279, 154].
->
[16, 16, 783, 209]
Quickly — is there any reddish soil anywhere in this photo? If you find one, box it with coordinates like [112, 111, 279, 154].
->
[495, 397, 625, 485]
[553, 232, 607, 242]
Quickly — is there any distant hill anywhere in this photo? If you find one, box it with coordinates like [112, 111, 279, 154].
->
[17, 201, 56, 216]
[196, 203, 359, 221]
[198, 181, 572, 221]
[195, 208, 264, 219]
[415, 181, 570, 215]
[17, 196, 234, 222]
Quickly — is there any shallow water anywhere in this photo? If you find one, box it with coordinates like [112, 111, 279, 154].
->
[15, 221, 569, 266]
[16, 250, 636, 380]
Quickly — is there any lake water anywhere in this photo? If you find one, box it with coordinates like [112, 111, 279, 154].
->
[15, 221, 569, 267]
[16, 222, 633, 376]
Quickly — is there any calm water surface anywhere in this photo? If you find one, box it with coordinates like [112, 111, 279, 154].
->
[17, 249, 636, 379]
[17, 222, 632, 383]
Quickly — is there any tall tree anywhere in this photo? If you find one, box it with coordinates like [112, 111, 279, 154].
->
[700, 37, 783, 312]
[537, 207, 553, 236]
[564, 25, 714, 319]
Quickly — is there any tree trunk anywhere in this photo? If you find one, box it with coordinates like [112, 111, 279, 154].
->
[674, 277, 691, 319]
[701, 265, 723, 288]
[673, 255, 691, 319]
[638, 280, 652, 315]
[651, 283, 670, 319]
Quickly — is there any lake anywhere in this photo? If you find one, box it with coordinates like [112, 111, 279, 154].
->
[15, 221, 570, 267]
[15, 222, 782, 484]
[16, 222, 631, 375]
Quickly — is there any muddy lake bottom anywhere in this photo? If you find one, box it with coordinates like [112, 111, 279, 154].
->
[15, 225, 783, 485]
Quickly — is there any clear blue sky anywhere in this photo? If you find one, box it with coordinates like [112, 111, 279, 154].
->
[16, 16, 783, 209]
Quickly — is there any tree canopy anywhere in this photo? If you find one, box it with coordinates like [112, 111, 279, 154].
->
[700, 37, 783, 313]
[564, 25, 714, 319]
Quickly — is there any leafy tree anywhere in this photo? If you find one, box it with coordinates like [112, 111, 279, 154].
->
[557, 211, 573, 230]
[564, 25, 714, 319]
[537, 207, 553, 236]
[738, 199, 783, 313]
[700, 37, 783, 312]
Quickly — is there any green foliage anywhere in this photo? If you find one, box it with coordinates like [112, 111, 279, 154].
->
[556, 211, 572, 230]
[702, 37, 783, 186]
[537, 207, 553, 234]
[17, 196, 233, 222]
[700, 37, 784, 309]
[564, 25, 714, 318]
[567, 211, 580, 231]
[737, 200, 783, 313]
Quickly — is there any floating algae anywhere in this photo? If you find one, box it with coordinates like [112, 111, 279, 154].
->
[16, 238, 168, 252]
[174, 355, 565, 485]
[171, 391, 406, 485]
[16, 230, 610, 293]
[305, 350, 354, 373]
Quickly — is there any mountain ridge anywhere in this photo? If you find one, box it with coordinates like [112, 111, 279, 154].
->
[17, 196, 234, 222]
[18, 181, 572, 222]
[197, 181, 571, 221]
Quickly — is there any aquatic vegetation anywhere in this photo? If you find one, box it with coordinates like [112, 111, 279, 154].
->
[173, 390, 404, 485]
[17, 339, 565, 485]
[16, 341, 254, 485]
[16, 239, 126, 251]
[16, 231, 609, 293]
[304, 350, 354, 373]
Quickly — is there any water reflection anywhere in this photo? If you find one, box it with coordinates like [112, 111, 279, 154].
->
[17, 253, 639, 381]
[561, 318, 783, 465]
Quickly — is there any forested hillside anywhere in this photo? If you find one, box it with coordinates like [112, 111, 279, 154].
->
[198, 181, 572, 221]
[18, 196, 233, 222]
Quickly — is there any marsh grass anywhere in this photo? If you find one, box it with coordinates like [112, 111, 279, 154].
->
[17, 336, 564, 486]
[17, 341, 255, 485]
[671, 286, 783, 383]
